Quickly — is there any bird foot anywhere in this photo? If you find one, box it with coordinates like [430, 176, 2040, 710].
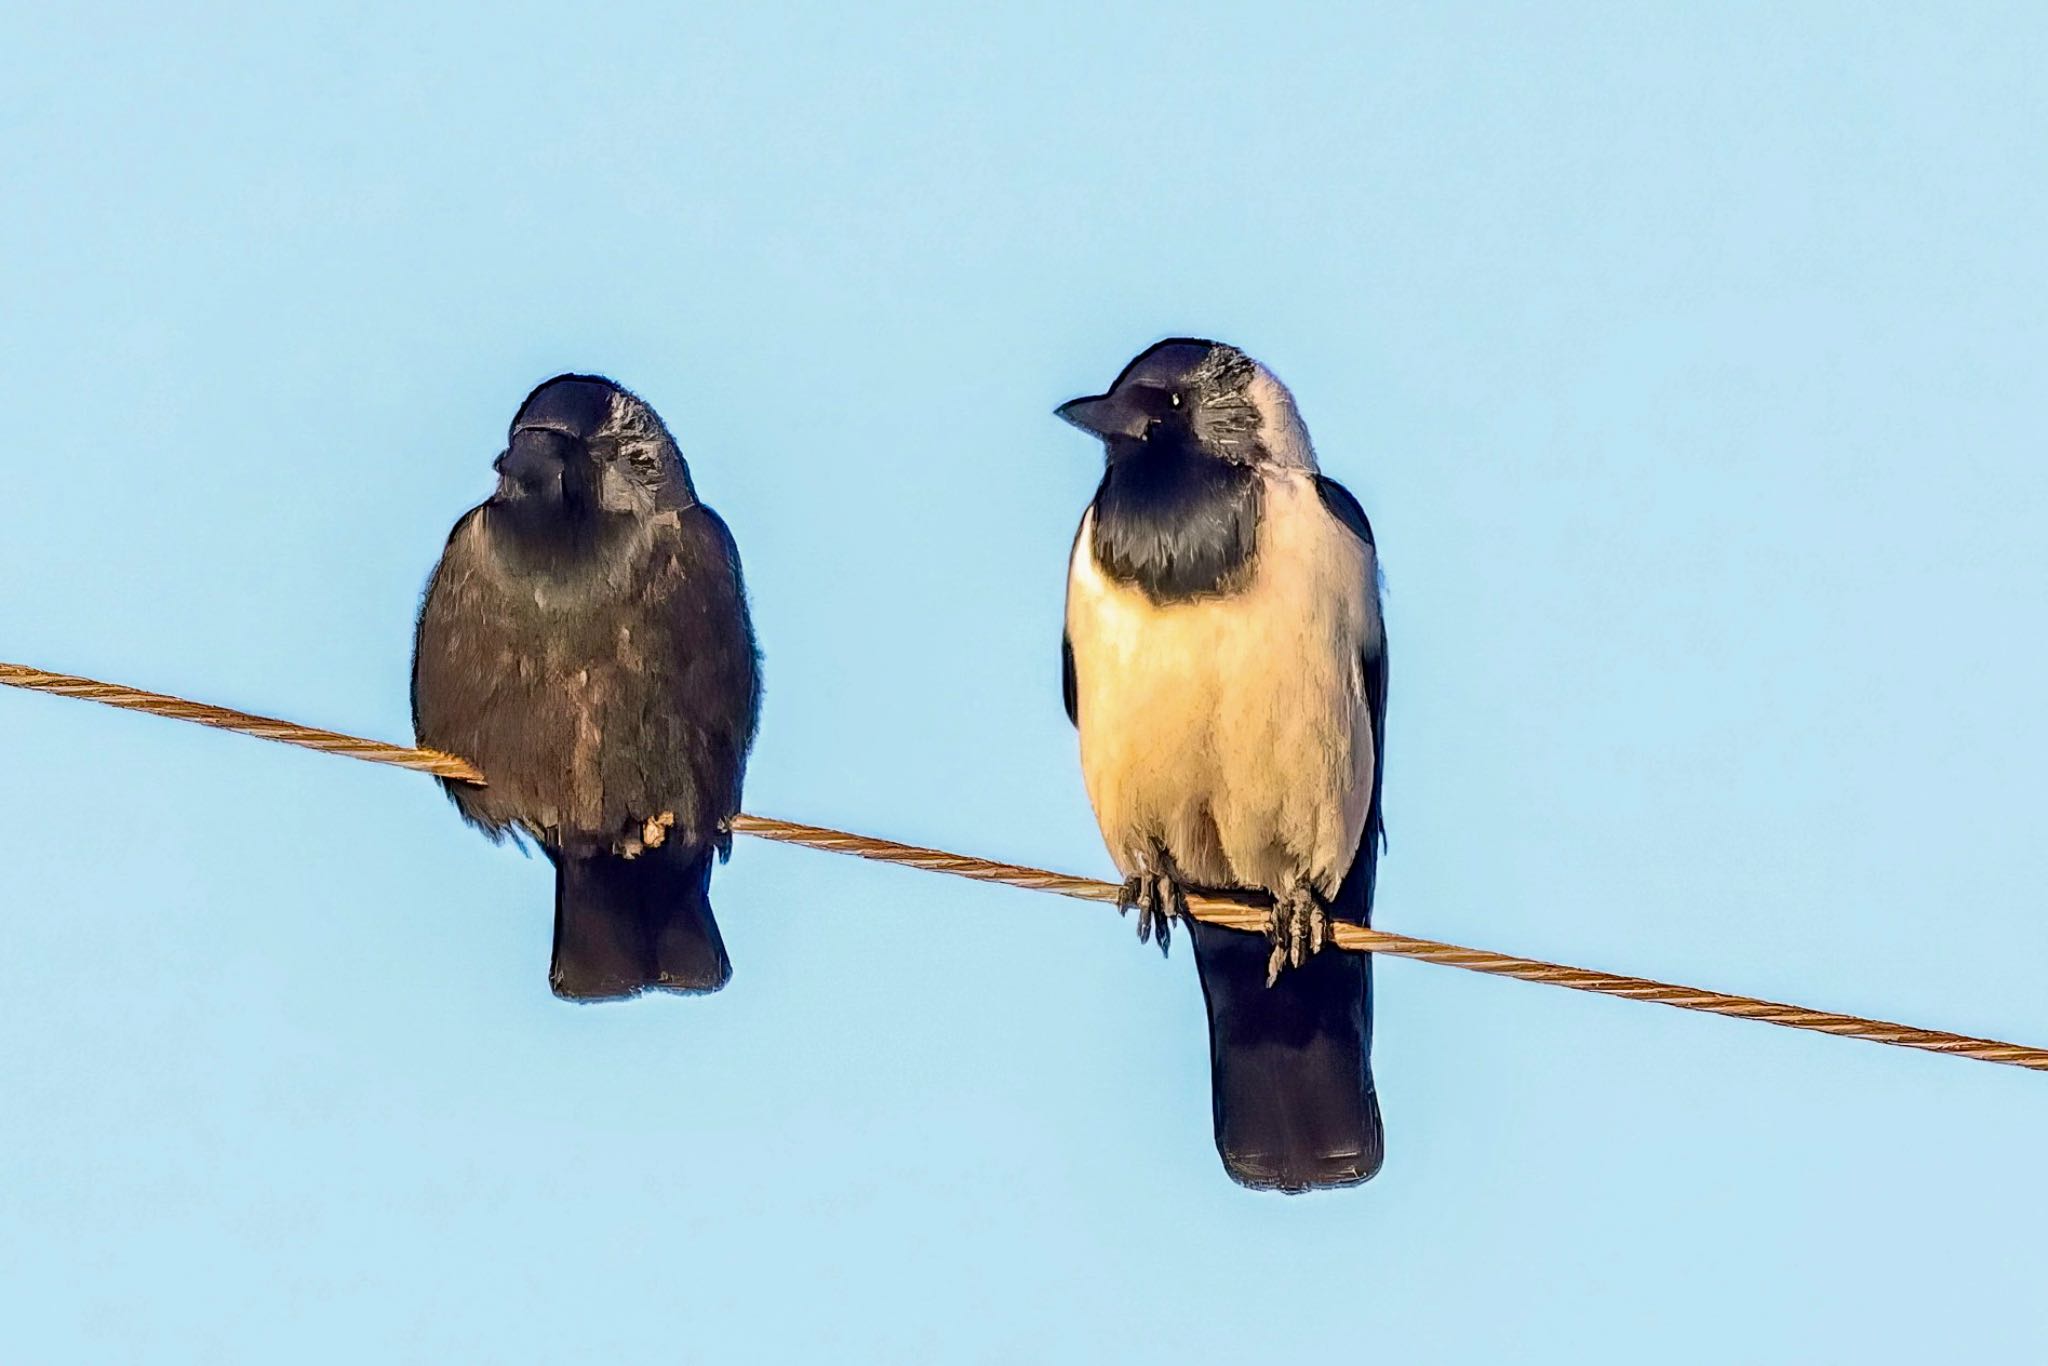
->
[1116, 873, 1185, 958]
[1265, 885, 1328, 986]
[617, 811, 676, 859]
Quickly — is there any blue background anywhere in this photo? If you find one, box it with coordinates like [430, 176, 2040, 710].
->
[4, 4, 2045, 1361]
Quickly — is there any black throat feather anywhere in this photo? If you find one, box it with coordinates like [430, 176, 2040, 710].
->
[1089, 436, 1261, 603]
[486, 493, 641, 587]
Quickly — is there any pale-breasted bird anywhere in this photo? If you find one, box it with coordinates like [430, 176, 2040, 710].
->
[413, 374, 761, 1001]
[1058, 339, 1388, 1191]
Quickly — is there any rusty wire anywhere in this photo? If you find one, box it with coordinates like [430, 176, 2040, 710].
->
[729, 816, 2048, 1071]
[6, 659, 2045, 1073]
[0, 662, 484, 782]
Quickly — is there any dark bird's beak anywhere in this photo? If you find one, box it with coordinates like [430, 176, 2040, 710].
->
[501, 426, 596, 507]
[1056, 390, 1148, 440]
[501, 428, 569, 490]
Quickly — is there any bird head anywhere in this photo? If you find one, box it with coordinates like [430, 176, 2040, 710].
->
[494, 374, 696, 522]
[1055, 339, 1315, 471]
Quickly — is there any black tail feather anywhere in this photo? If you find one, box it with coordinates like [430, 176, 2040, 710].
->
[645, 847, 732, 994]
[1189, 922, 1380, 1192]
[1188, 844, 1381, 1193]
[549, 844, 731, 1001]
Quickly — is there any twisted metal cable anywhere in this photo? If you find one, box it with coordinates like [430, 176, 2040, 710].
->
[729, 816, 2048, 1071]
[6, 660, 2045, 1072]
[0, 662, 484, 783]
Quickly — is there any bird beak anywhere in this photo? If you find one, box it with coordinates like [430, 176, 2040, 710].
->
[1055, 391, 1147, 440]
[501, 428, 564, 488]
[501, 426, 596, 505]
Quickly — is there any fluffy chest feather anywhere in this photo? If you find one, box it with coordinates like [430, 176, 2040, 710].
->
[415, 508, 686, 843]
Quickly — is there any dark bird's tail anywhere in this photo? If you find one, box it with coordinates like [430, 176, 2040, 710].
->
[1188, 865, 1381, 1192]
[549, 844, 732, 1001]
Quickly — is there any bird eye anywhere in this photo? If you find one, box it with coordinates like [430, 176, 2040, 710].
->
[1169, 392, 1183, 408]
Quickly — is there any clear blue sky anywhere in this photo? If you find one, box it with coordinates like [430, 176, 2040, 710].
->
[4, 4, 2045, 1361]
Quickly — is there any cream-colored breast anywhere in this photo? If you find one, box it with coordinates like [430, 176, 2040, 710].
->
[1064, 470, 1378, 899]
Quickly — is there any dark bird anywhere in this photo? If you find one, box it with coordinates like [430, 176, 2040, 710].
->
[412, 374, 761, 1001]
[1058, 339, 1388, 1191]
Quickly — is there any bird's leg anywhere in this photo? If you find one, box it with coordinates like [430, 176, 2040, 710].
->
[1116, 874, 1155, 942]
[1148, 872, 1186, 958]
[1265, 881, 1329, 986]
[616, 811, 676, 860]
[1117, 868, 1185, 957]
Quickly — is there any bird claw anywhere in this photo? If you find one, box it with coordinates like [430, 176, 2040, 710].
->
[1117, 873, 1184, 958]
[1264, 886, 1327, 986]
[615, 811, 676, 860]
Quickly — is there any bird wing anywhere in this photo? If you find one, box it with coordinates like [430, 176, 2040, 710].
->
[1061, 633, 1078, 726]
[1314, 475, 1388, 912]
[410, 506, 526, 835]
[626, 504, 762, 851]
[1061, 510, 1088, 727]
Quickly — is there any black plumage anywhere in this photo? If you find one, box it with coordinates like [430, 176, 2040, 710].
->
[1087, 432, 1262, 603]
[412, 374, 761, 1000]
